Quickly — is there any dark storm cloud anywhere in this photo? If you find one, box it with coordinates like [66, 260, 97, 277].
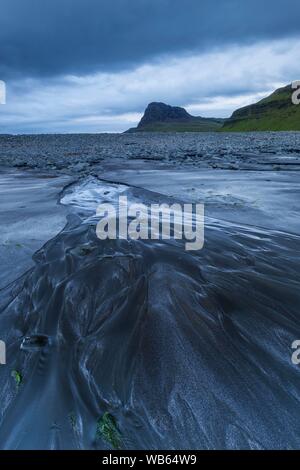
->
[0, 0, 299, 79]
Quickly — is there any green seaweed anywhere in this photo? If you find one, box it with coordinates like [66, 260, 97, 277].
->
[96, 412, 122, 449]
[11, 369, 22, 388]
[2, 241, 23, 249]
[68, 411, 77, 431]
[78, 246, 94, 256]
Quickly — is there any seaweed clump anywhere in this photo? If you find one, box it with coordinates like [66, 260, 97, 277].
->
[96, 412, 122, 449]
[11, 370, 22, 388]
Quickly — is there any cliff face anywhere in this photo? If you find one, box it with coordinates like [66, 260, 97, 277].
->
[138, 102, 194, 127]
[223, 85, 300, 131]
[127, 102, 224, 132]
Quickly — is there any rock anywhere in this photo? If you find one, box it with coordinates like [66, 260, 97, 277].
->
[69, 162, 89, 172]
[126, 102, 225, 132]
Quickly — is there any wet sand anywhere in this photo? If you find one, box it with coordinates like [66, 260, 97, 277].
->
[0, 133, 300, 449]
[0, 169, 73, 288]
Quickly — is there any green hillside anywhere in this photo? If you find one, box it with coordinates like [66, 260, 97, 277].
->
[127, 120, 223, 132]
[223, 85, 300, 131]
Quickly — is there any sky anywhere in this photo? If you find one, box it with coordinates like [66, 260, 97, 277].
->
[0, 0, 300, 133]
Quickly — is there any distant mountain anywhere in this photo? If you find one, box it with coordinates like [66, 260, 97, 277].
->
[126, 102, 225, 132]
[126, 85, 300, 134]
[223, 84, 300, 131]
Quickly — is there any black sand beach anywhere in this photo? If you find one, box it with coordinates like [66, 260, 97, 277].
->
[0, 132, 300, 449]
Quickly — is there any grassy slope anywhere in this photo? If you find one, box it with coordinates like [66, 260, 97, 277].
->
[223, 85, 300, 131]
[129, 120, 223, 133]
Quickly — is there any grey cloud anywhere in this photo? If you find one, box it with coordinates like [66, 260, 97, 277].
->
[1, 38, 299, 133]
[0, 0, 300, 79]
